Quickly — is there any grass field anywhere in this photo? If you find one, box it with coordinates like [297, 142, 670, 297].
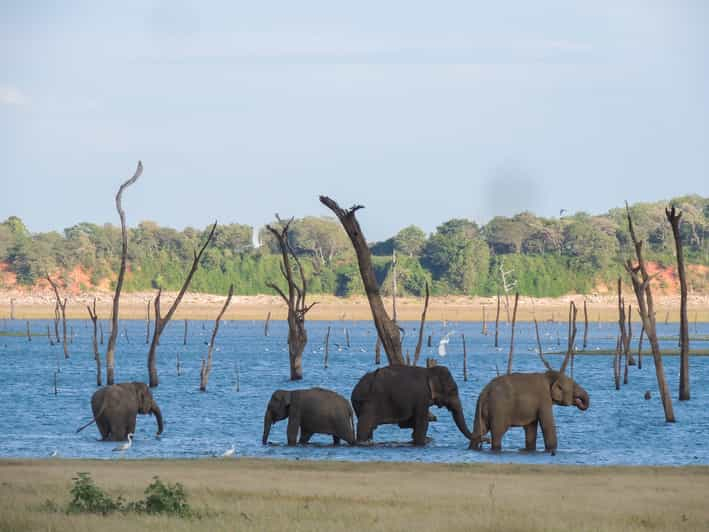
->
[1, 459, 708, 531]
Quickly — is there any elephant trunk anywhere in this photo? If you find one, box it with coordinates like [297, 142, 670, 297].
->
[151, 404, 164, 435]
[448, 397, 473, 440]
[262, 410, 273, 444]
[574, 387, 590, 411]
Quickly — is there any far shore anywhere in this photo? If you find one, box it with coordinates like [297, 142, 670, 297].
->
[1, 290, 709, 322]
[2, 458, 708, 531]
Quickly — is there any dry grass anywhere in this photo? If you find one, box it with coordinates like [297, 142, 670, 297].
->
[1, 459, 708, 531]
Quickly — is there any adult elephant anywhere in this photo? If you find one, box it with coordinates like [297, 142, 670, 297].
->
[351, 365, 472, 446]
[80, 382, 163, 441]
[262, 388, 355, 446]
[469, 370, 589, 454]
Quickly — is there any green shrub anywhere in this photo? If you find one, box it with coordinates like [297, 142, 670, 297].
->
[67, 472, 121, 515]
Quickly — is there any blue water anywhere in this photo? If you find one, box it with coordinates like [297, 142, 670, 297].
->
[0, 318, 707, 465]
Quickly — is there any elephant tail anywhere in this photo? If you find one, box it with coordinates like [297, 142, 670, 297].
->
[468, 389, 488, 450]
[76, 402, 106, 433]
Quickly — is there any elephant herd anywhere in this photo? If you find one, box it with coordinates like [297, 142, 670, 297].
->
[86, 364, 589, 454]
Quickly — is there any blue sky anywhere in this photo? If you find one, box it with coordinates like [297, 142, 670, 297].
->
[1, 1, 708, 240]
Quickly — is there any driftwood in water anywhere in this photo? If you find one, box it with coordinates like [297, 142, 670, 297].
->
[148, 222, 217, 387]
[505, 292, 519, 375]
[86, 298, 102, 386]
[624, 202, 675, 422]
[200, 284, 234, 392]
[107, 161, 142, 384]
[266, 217, 316, 381]
[320, 196, 405, 365]
[47, 276, 68, 359]
[666, 205, 690, 401]
[412, 282, 430, 367]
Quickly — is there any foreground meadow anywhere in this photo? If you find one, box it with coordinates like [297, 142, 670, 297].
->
[1, 459, 708, 531]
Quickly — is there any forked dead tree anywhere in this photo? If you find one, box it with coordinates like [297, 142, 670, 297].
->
[564, 301, 578, 379]
[86, 298, 101, 386]
[320, 196, 405, 365]
[106, 161, 142, 384]
[666, 205, 690, 401]
[534, 317, 553, 371]
[200, 284, 234, 392]
[47, 276, 68, 359]
[266, 217, 316, 380]
[148, 222, 217, 387]
[624, 203, 675, 422]
[506, 292, 519, 374]
[412, 281, 430, 367]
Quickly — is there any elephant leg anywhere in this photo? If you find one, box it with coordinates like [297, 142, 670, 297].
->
[96, 418, 110, 440]
[332, 436, 340, 445]
[127, 416, 137, 437]
[489, 418, 506, 452]
[524, 422, 538, 451]
[299, 431, 313, 445]
[539, 408, 558, 454]
[412, 406, 429, 446]
[286, 415, 300, 446]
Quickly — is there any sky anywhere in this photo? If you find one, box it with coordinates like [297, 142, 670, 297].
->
[1, 1, 708, 240]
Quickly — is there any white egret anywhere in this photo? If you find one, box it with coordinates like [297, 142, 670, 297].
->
[113, 433, 133, 452]
[438, 331, 455, 357]
[222, 444, 236, 457]
[49, 450, 58, 457]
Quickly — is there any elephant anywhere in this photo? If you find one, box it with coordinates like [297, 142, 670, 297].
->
[468, 370, 589, 454]
[262, 387, 355, 446]
[351, 365, 472, 446]
[88, 382, 163, 441]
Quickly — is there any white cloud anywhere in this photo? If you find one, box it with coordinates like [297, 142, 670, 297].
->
[0, 85, 29, 106]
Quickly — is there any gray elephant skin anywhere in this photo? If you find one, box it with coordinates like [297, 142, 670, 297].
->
[351, 365, 472, 446]
[91, 382, 164, 441]
[262, 387, 355, 445]
[469, 370, 589, 453]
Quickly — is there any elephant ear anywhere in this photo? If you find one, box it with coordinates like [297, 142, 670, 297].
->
[278, 390, 292, 407]
[551, 380, 564, 403]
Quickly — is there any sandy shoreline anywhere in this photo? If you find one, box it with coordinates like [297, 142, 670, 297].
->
[1, 289, 708, 322]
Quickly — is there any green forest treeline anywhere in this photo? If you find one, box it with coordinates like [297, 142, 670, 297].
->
[1, 195, 708, 297]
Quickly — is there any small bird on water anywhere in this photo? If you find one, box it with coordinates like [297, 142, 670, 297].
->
[222, 444, 236, 457]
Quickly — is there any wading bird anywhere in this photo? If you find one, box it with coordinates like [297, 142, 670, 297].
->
[222, 444, 236, 457]
[113, 433, 133, 452]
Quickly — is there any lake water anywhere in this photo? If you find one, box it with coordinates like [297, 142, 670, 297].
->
[0, 318, 707, 466]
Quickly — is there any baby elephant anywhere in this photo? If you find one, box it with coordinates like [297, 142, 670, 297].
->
[469, 370, 589, 454]
[262, 387, 355, 446]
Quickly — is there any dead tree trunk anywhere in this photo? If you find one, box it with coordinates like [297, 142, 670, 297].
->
[583, 299, 589, 349]
[106, 161, 142, 384]
[481, 304, 488, 335]
[624, 202, 675, 422]
[148, 222, 216, 387]
[47, 276, 69, 359]
[560, 301, 578, 376]
[666, 205, 690, 401]
[200, 284, 234, 392]
[320, 196, 404, 365]
[412, 282, 430, 367]
[53, 303, 60, 343]
[145, 300, 151, 345]
[494, 292, 501, 348]
[264, 311, 271, 337]
[324, 326, 331, 369]
[617, 277, 628, 375]
[345, 328, 350, 348]
[87, 298, 101, 386]
[266, 217, 316, 381]
[26, 320, 31, 342]
[462, 333, 468, 382]
[614, 336, 621, 391]
[375, 336, 381, 365]
[506, 293, 519, 374]
[534, 317, 553, 371]
[47, 324, 53, 345]
[638, 325, 644, 369]
[183, 319, 188, 345]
